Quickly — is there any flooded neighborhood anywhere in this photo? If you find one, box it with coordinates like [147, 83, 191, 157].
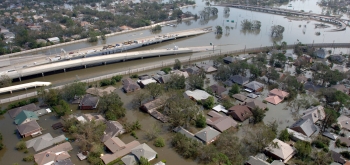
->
[1, 0, 350, 165]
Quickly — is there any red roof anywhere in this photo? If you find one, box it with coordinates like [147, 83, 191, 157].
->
[269, 89, 289, 98]
[265, 96, 283, 105]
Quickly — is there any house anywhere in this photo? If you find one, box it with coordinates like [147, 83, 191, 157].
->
[8, 103, 39, 118]
[314, 48, 327, 59]
[47, 37, 60, 43]
[122, 78, 141, 93]
[332, 64, 349, 73]
[28, 25, 42, 31]
[289, 118, 317, 137]
[209, 84, 227, 95]
[244, 81, 264, 92]
[322, 132, 339, 140]
[26, 133, 67, 152]
[131, 143, 158, 162]
[304, 82, 321, 92]
[296, 75, 308, 84]
[287, 128, 312, 142]
[196, 64, 217, 73]
[83, 114, 105, 122]
[194, 126, 221, 144]
[138, 78, 157, 88]
[285, 53, 297, 60]
[232, 94, 247, 102]
[121, 155, 137, 165]
[104, 137, 126, 153]
[79, 94, 99, 110]
[332, 150, 346, 164]
[34, 142, 73, 165]
[53, 159, 74, 165]
[184, 90, 211, 101]
[86, 86, 116, 97]
[230, 75, 250, 85]
[265, 89, 289, 105]
[157, 74, 171, 83]
[3, 32, 15, 39]
[247, 93, 259, 99]
[17, 120, 42, 137]
[294, 55, 313, 66]
[245, 99, 267, 110]
[14, 110, 39, 125]
[228, 105, 252, 122]
[212, 105, 229, 114]
[264, 139, 296, 163]
[173, 126, 199, 142]
[184, 67, 200, 75]
[223, 56, 238, 64]
[337, 115, 350, 131]
[140, 98, 164, 113]
[101, 121, 125, 142]
[301, 106, 325, 123]
[245, 156, 270, 165]
[101, 140, 141, 164]
[331, 84, 349, 94]
[339, 137, 350, 147]
[206, 111, 237, 132]
[172, 70, 189, 78]
[330, 54, 346, 63]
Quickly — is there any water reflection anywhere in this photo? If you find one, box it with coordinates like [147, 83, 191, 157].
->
[240, 29, 261, 36]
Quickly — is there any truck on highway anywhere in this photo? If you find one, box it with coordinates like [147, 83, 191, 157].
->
[49, 56, 61, 62]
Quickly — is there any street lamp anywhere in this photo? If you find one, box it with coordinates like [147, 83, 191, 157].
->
[210, 42, 214, 52]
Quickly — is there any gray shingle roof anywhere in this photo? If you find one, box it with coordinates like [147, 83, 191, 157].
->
[79, 94, 99, 107]
[131, 143, 157, 161]
[194, 126, 221, 143]
[230, 75, 250, 85]
[173, 126, 199, 142]
[121, 155, 137, 165]
[290, 118, 317, 137]
[26, 133, 67, 152]
[244, 81, 264, 90]
[17, 120, 41, 136]
[8, 103, 39, 118]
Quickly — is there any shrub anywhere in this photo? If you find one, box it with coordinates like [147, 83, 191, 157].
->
[323, 147, 329, 152]
[341, 151, 350, 159]
[16, 141, 26, 150]
[131, 131, 138, 139]
[28, 98, 38, 103]
[23, 155, 34, 162]
[100, 79, 112, 86]
[312, 140, 326, 149]
[112, 75, 123, 82]
[161, 160, 166, 163]
[7, 100, 28, 109]
[154, 137, 165, 147]
[160, 67, 172, 74]
[130, 74, 139, 78]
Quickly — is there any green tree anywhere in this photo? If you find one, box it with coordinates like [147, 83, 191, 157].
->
[320, 108, 339, 132]
[216, 26, 223, 35]
[242, 124, 276, 153]
[278, 129, 290, 141]
[229, 84, 240, 97]
[154, 137, 165, 147]
[131, 90, 149, 108]
[202, 96, 215, 109]
[312, 151, 333, 165]
[166, 74, 185, 90]
[151, 25, 162, 32]
[139, 156, 152, 165]
[266, 68, 280, 84]
[145, 123, 160, 140]
[73, 121, 106, 152]
[173, 59, 181, 70]
[196, 114, 206, 128]
[16, 140, 26, 150]
[252, 108, 265, 124]
[98, 92, 126, 120]
[221, 98, 234, 109]
[171, 133, 201, 159]
[188, 74, 204, 90]
[39, 88, 61, 106]
[295, 141, 311, 160]
[212, 153, 232, 165]
[61, 82, 86, 101]
[0, 74, 12, 88]
[53, 100, 71, 117]
[146, 83, 163, 99]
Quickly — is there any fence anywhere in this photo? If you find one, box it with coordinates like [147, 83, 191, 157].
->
[1, 42, 350, 104]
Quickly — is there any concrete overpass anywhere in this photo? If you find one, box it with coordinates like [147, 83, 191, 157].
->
[220, 4, 348, 31]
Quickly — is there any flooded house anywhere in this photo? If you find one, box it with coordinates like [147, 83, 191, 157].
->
[314, 48, 327, 59]
[194, 126, 221, 145]
[228, 105, 252, 122]
[101, 121, 125, 142]
[8, 103, 40, 118]
[206, 110, 237, 132]
[290, 118, 317, 137]
[26, 133, 67, 152]
[131, 143, 158, 162]
[14, 110, 39, 125]
[184, 89, 212, 101]
[264, 139, 296, 163]
[17, 120, 42, 137]
[34, 142, 73, 165]
[244, 81, 264, 93]
[265, 89, 289, 105]
[209, 84, 227, 95]
[245, 99, 267, 110]
[79, 94, 99, 110]
[122, 78, 141, 93]
[230, 75, 250, 85]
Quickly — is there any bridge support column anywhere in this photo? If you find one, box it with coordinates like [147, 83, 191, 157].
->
[84, 65, 86, 68]
[42, 73, 44, 77]
[104, 62, 106, 65]
[64, 68, 66, 72]
[10, 90, 12, 94]
[19, 77, 21, 81]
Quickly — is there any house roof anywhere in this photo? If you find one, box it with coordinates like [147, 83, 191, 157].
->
[322, 132, 339, 140]
[101, 140, 141, 164]
[245, 81, 264, 90]
[101, 121, 125, 142]
[332, 150, 346, 164]
[206, 111, 237, 132]
[159, 74, 171, 83]
[296, 75, 308, 83]
[104, 137, 126, 153]
[26, 133, 67, 152]
[34, 142, 73, 165]
[17, 120, 41, 136]
[223, 56, 237, 63]
[79, 94, 99, 107]
[228, 105, 252, 122]
[287, 128, 312, 142]
[304, 82, 321, 92]
[86, 86, 116, 96]
[265, 96, 283, 105]
[8, 103, 39, 118]
[230, 75, 250, 85]
[194, 126, 221, 143]
[247, 93, 259, 99]
[265, 139, 296, 162]
[271, 160, 285, 165]
[246, 99, 267, 110]
[246, 156, 270, 165]
[184, 67, 199, 74]
[301, 106, 325, 123]
[121, 155, 137, 165]
[197, 64, 217, 73]
[141, 98, 164, 112]
[232, 94, 247, 101]
[315, 48, 327, 58]
[14, 110, 39, 125]
[212, 105, 229, 113]
[83, 114, 105, 122]
[331, 84, 349, 94]
[173, 126, 199, 142]
[338, 115, 350, 130]
[290, 118, 317, 137]
[122, 78, 140, 92]
[172, 69, 189, 78]
[210, 84, 227, 94]
[131, 143, 157, 161]
[53, 159, 74, 165]
[184, 90, 211, 101]
[269, 89, 289, 98]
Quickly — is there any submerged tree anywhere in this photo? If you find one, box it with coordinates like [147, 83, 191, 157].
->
[270, 25, 285, 38]
[0, 74, 11, 88]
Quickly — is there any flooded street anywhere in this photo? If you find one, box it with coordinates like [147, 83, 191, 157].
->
[1, 0, 350, 164]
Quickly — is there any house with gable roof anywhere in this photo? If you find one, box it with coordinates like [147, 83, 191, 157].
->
[14, 110, 39, 125]
[194, 126, 221, 145]
[301, 106, 325, 123]
[264, 139, 296, 163]
[79, 94, 99, 110]
[131, 143, 158, 162]
[206, 111, 237, 132]
[289, 118, 317, 137]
